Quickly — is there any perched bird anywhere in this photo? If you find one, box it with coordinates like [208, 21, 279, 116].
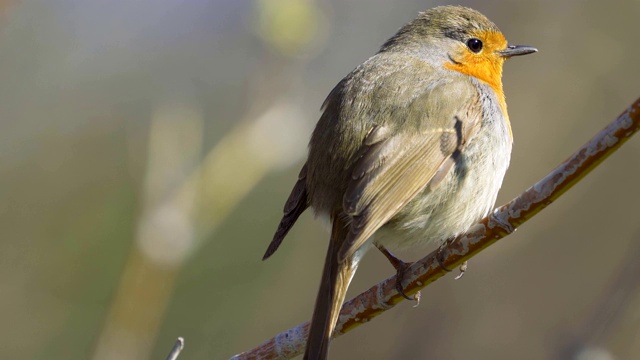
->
[263, 6, 536, 359]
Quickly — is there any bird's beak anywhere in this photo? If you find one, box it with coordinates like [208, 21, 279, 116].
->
[498, 44, 538, 58]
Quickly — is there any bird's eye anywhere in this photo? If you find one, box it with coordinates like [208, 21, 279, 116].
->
[466, 38, 483, 53]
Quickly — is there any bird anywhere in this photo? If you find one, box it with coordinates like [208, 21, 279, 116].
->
[262, 5, 537, 359]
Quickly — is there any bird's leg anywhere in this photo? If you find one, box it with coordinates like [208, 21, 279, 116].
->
[376, 244, 419, 303]
[436, 242, 452, 272]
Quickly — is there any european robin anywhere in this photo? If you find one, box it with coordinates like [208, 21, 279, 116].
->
[263, 6, 536, 359]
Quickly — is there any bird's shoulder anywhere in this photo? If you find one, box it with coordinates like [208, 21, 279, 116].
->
[337, 52, 479, 123]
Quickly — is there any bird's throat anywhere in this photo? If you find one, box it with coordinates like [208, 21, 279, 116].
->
[444, 60, 511, 139]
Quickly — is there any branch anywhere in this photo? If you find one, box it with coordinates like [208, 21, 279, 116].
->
[231, 98, 640, 360]
[165, 337, 185, 360]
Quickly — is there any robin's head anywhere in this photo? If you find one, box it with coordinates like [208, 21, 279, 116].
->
[380, 6, 536, 95]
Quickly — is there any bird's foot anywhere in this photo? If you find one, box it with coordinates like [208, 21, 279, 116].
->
[436, 242, 468, 279]
[376, 245, 420, 303]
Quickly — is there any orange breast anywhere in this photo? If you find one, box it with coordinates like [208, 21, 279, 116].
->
[443, 33, 511, 139]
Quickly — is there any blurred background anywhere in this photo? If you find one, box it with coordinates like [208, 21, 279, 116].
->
[1, 0, 639, 359]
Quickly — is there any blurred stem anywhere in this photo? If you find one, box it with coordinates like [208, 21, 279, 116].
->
[231, 97, 640, 360]
[177, 122, 270, 235]
[92, 101, 203, 360]
[93, 249, 180, 360]
[93, 4, 323, 357]
[93, 43, 311, 360]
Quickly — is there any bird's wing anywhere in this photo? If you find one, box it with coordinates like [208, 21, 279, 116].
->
[339, 79, 482, 262]
[263, 164, 309, 260]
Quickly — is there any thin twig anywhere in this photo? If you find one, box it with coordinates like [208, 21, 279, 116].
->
[231, 98, 640, 360]
[166, 337, 185, 360]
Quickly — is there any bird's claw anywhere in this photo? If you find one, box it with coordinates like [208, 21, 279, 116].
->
[454, 261, 468, 280]
[376, 245, 420, 304]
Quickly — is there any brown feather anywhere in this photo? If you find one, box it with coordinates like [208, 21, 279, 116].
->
[263, 164, 309, 260]
[338, 81, 481, 262]
[304, 216, 358, 360]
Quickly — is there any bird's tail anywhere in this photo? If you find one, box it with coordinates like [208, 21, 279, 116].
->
[304, 217, 360, 360]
